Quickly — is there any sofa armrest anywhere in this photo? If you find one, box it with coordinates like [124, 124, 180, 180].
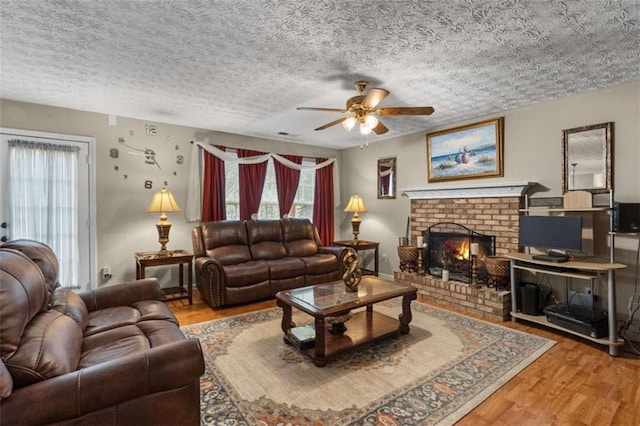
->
[78, 278, 163, 312]
[0, 338, 205, 425]
[319, 246, 349, 275]
[194, 257, 227, 308]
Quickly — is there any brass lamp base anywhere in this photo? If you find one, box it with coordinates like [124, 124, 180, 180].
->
[350, 212, 362, 241]
[155, 213, 172, 252]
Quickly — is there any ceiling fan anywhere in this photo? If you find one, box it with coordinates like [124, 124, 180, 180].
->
[297, 81, 434, 135]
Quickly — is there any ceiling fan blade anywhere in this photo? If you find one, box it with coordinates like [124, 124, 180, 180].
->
[361, 88, 389, 109]
[297, 107, 348, 113]
[372, 120, 389, 135]
[314, 117, 347, 131]
[378, 106, 434, 115]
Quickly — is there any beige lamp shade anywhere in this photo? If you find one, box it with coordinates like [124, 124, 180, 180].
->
[147, 188, 181, 213]
[147, 188, 181, 252]
[344, 194, 367, 213]
[345, 194, 367, 241]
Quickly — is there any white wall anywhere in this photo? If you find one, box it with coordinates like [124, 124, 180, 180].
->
[339, 80, 640, 321]
[0, 100, 340, 287]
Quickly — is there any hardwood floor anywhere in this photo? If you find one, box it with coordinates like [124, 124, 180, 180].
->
[168, 291, 640, 425]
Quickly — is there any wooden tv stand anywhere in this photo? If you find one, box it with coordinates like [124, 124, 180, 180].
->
[505, 253, 626, 356]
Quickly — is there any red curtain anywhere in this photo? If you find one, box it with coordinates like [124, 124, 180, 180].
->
[238, 149, 268, 221]
[274, 154, 303, 218]
[202, 146, 226, 222]
[312, 158, 334, 245]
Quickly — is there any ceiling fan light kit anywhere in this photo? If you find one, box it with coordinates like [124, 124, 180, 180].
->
[342, 116, 357, 131]
[297, 80, 434, 136]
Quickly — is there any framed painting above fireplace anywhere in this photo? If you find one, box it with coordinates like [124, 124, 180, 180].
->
[426, 117, 504, 183]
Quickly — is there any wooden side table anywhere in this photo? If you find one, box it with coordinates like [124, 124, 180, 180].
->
[332, 240, 379, 276]
[134, 249, 193, 304]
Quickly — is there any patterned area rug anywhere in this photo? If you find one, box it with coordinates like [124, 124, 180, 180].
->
[182, 300, 555, 425]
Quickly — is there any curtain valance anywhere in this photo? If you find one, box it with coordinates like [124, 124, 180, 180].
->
[194, 142, 336, 169]
[186, 140, 340, 221]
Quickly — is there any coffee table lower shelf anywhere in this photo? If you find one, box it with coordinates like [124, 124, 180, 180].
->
[285, 310, 402, 366]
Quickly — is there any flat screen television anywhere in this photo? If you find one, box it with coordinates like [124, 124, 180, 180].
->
[518, 215, 582, 252]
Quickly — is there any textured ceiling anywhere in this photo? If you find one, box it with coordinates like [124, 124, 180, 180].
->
[1, 0, 639, 149]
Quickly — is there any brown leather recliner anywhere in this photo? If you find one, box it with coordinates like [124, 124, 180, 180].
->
[192, 218, 348, 308]
[0, 240, 205, 425]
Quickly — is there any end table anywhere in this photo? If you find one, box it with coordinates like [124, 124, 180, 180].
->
[332, 240, 379, 276]
[134, 249, 193, 304]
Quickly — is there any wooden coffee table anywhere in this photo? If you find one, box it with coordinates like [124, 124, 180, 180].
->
[275, 276, 418, 367]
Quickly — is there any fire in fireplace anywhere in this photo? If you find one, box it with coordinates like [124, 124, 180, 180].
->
[423, 222, 495, 283]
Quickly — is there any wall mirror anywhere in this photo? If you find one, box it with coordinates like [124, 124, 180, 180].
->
[377, 157, 396, 199]
[562, 122, 613, 194]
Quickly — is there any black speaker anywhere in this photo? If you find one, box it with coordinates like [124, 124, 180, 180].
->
[612, 202, 640, 233]
[521, 283, 544, 315]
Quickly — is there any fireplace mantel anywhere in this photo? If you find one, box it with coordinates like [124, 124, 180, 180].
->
[401, 181, 535, 200]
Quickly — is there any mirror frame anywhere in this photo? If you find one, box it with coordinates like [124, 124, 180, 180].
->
[562, 122, 613, 194]
[377, 157, 396, 199]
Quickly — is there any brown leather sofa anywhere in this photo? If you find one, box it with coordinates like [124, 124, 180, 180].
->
[192, 218, 348, 308]
[0, 240, 205, 425]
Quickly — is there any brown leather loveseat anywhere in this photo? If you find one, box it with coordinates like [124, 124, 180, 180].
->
[192, 218, 348, 308]
[0, 240, 205, 425]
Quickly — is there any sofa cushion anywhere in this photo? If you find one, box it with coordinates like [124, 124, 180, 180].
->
[201, 221, 252, 265]
[224, 261, 270, 288]
[5, 310, 82, 388]
[246, 220, 288, 260]
[282, 218, 319, 257]
[84, 301, 177, 337]
[0, 249, 49, 359]
[265, 257, 306, 280]
[51, 287, 89, 330]
[80, 325, 149, 368]
[80, 321, 185, 368]
[302, 253, 340, 275]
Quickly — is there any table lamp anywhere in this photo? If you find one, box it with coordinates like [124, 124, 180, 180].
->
[146, 188, 181, 252]
[344, 194, 367, 241]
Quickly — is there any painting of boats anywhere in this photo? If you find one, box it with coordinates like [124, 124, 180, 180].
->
[426, 117, 504, 182]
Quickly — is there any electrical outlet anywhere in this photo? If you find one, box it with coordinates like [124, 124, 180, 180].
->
[102, 266, 112, 280]
[381, 253, 388, 262]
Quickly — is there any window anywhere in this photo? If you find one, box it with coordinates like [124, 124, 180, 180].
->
[290, 159, 315, 219]
[224, 155, 315, 220]
[1, 129, 96, 290]
[225, 155, 239, 219]
[257, 159, 279, 219]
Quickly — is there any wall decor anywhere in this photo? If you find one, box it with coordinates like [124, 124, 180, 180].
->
[426, 117, 504, 183]
[145, 124, 157, 136]
[377, 157, 396, 199]
[119, 137, 161, 169]
[111, 135, 185, 188]
[562, 122, 613, 194]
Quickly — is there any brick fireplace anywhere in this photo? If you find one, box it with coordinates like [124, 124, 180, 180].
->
[394, 182, 533, 322]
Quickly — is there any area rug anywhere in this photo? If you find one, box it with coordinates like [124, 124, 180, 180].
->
[181, 300, 555, 425]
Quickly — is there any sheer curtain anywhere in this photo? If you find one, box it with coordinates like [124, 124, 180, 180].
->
[7, 140, 80, 288]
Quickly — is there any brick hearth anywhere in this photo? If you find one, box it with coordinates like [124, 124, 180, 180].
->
[395, 271, 511, 322]
[394, 186, 531, 322]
